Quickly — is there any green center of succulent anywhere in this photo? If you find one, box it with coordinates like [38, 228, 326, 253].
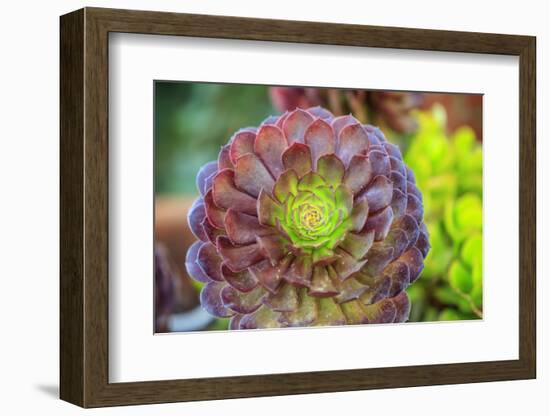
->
[289, 193, 333, 242]
[300, 204, 324, 231]
[275, 171, 353, 258]
[260, 166, 356, 263]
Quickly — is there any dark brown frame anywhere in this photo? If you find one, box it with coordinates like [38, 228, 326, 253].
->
[60, 7, 536, 408]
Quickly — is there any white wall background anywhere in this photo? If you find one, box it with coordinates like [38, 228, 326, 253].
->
[0, 0, 546, 414]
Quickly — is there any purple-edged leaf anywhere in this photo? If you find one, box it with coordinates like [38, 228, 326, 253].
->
[340, 300, 369, 324]
[221, 264, 258, 292]
[261, 115, 279, 125]
[405, 166, 416, 183]
[384, 142, 402, 159]
[391, 188, 407, 218]
[257, 234, 289, 264]
[258, 189, 284, 227]
[334, 185, 353, 215]
[304, 118, 335, 167]
[392, 292, 411, 323]
[369, 144, 384, 153]
[239, 305, 282, 329]
[187, 198, 208, 241]
[337, 123, 370, 166]
[334, 276, 369, 303]
[284, 255, 313, 287]
[273, 169, 299, 203]
[203, 189, 226, 230]
[372, 127, 387, 143]
[385, 261, 410, 296]
[254, 124, 287, 178]
[362, 175, 393, 213]
[406, 193, 424, 223]
[367, 133, 381, 147]
[229, 314, 243, 330]
[217, 144, 233, 170]
[249, 257, 289, 294]
[282, 108, 314, 143]
[275, 111, 290, 128]
[368, 150, 391, 178]
[361, 298, 397, 324]
[349, 198, 369, 232]
[316, 154, 345, 189]
[363, 242, 394, 276]
[282, 142, 312, 178]
[399, 247, 424, 283]
[197, 242, 224, 282]
[360, 184, 393, 224]
[339, 230, 375, 260]
[216, 236, 264, 272]
[307, 106, 333, 119]
[407, 181, 423, 202]
[200, 282, 235, 318]
[332, 248, 368, 281]
[389, 156, 407, 177]
[279, 288, 317, 327]
[263, 283, 299, 312]
[212, 169, 257, 215]
[390, 170, 407, 193]
[331, 114, 359, 137]
[229, 130, 256, 164]
[364, 205, 394, 241]
[308, 266, 339, 297]
[315, 297, 346, 326]
[365, 125, 386, 144]
[415, 223, 430, 258]
[358, 275, 391, 305]
[225, 209, 271, 245]
[221, 285, 264, 314]
[234, 153, 275, 197]
[185, 241, 211, 283]
[344, 155, 372, 194]
[388, 228, 410, 260]
[392, 214, 420, 250]
[202, 174, 215, 197]
[201, 217, 225, 244]
[196, 161, 217, 196]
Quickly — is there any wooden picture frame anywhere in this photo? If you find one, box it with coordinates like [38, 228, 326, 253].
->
[60, 7, 536, 408]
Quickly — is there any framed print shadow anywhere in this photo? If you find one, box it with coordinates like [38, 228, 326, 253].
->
[60, 7, 536, 408]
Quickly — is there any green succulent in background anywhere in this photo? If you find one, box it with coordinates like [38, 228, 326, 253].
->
[404, 105, 482, 321]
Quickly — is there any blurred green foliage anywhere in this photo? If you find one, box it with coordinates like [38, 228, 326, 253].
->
[405, 105, 483, 321]
[155, 82, 276, 195]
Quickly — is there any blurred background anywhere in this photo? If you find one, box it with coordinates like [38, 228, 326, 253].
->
[154, 82, 483, 333]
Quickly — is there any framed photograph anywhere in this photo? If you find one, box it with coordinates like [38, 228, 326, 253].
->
[60, 7, 536, 408]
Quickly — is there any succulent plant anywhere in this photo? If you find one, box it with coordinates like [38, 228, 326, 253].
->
[270, 87, 424, 136]
[185, 107, 429, 329]
[404, 106, 482, 321]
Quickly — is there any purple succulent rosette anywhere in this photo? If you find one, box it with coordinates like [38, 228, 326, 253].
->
[186, 107, 429, 329]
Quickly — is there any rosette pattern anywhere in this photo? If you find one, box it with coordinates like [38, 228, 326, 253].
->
[186, 107, 429, 329]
